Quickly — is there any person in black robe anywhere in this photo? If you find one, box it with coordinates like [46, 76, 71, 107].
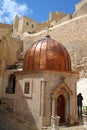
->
[77, 93, 83, 118]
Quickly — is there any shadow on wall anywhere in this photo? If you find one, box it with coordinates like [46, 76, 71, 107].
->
[14, 81, 38, 130]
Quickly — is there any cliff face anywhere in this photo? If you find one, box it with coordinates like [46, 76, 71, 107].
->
[0, 36, 23, 76]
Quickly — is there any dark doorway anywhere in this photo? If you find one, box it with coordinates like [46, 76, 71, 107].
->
[57, 95, 65, 123]
[6, 74, 16, 94]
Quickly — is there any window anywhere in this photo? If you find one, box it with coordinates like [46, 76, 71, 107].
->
[26, 22, 29, 25]
[32, 24, 34, 28]
[24, 82, 30, 94]
[6, 74, 16, 94]
[23, 79, 32, 98]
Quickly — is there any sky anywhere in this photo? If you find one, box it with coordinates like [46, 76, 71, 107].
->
[0, 0, 81, 24]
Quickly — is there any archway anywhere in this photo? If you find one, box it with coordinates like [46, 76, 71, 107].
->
[52, 83, 73, 124]
[6, 74, 16, 93]
[57, 95, 65, 123]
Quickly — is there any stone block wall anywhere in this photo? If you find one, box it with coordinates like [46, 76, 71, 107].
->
[75, 0, 87, 11]
[14, 70, 78, 129]
[13, 12, 67, 34]
[14, 73, 42, 130]
[6, 37, 23, 65]
[0, 23, 13, 38]
[0, 36, 23, 98]
[18, 16, 37, 33]
[49, 12, 66, 22]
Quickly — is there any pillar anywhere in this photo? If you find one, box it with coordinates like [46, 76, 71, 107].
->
[69, 94, 74, 124]
[51, 94, 56, 116]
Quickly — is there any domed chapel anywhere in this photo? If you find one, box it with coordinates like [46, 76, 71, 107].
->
[14, 35, 79, 129]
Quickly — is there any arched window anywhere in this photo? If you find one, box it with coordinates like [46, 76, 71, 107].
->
[6, 74, 16, 94]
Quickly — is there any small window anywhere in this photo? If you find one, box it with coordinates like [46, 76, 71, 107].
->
[32, 24, 34, 28]
[26, 22, 29, 25]
[24, 82, 30, 94]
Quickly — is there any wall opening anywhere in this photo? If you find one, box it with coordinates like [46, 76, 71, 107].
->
[57, 95, 65, 123]
[77, 78, 87, 106]
[6, 74, 16, 94]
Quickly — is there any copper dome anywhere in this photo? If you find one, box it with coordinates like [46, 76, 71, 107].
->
[23, 35, 71, 71]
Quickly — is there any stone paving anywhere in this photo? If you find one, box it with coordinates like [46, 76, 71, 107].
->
[43, 125, 85, 130]
[0, 112, 85, 130]
[0, 104, 86, 130]
[59, 125, 84, 130]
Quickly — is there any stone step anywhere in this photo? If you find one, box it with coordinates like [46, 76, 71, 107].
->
[0, 104, 13, 113]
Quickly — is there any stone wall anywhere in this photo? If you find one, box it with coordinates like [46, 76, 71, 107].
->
[13, 12, 67, 34]
[0, 36, 23, 98]
[18, 16, 37, 33]
[12, 0, 87, 35]
[0, 36, 23, 67]
[73, 0, 87, 18]
[0, 36, 9, 76]
[49, 12, 66, 22]
[14, 70, 78, 129]
[0, 23, 13, 38]
[6, 37, 23, 65]
[75, 0, 87, 11]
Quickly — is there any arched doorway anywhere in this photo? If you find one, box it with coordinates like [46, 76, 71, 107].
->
[6, 74, 16, 94]
[57, 95, 65, 123]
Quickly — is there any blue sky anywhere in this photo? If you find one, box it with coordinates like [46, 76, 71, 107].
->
[0, 0, 81, 24]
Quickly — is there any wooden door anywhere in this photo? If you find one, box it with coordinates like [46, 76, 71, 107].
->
[57, 95, 65, 123]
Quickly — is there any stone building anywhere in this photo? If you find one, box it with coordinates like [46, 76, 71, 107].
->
[14, 35, 79, 129]
[0, 0, 87, 129]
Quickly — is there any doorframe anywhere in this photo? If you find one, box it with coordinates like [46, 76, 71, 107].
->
[57, 94, 65, 123]
[52, 83, 73, 124]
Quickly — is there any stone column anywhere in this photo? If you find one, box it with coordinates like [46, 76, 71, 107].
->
[41, 80, 46, 117]
[69, 94, 73, 124]
[51, 94, 55, 116]
[51, 95, 60, 130]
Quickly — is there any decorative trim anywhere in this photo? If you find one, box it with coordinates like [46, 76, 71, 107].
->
[22, 78, 33, 98]
[53, 83, 73, 97]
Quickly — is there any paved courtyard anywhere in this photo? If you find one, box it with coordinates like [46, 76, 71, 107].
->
[0, 112, 85, 130]
[42, 126, 84, 130]
[43, 125, 85, 130]
[0, 104, 86, 130]
[59, 125, 84, 130]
